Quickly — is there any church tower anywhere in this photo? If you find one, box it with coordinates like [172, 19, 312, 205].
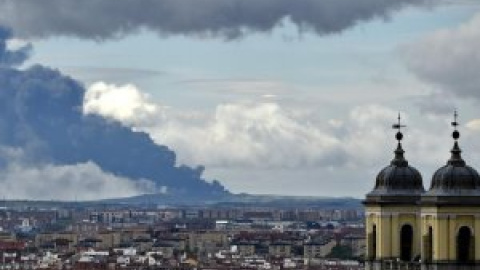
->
[365, 112, 480, 269]
[364, 115, 425, 268]
[421, 111, 480, 267]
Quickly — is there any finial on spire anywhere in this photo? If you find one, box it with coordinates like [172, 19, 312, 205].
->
[391, 113, 407, 166]
[451, 110, 460, 140]
[448, 110, 465, 166]
[392, 113, 406, 142]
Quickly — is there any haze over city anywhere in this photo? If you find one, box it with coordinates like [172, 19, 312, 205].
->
[1, 0, 480, 200]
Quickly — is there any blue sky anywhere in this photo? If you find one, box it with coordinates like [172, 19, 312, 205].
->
[2, 0, 480, 198]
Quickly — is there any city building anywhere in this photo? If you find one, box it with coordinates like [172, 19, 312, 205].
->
[232, 240, 256, 257]
[304, 238, 337, 259]
[268, 240, 292, 258]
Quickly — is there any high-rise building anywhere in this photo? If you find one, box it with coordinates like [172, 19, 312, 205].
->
[364, 112, 480, 269]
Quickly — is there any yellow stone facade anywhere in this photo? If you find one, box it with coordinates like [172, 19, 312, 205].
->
[366, 205, 480, 263]
[365, 205, 422, 261]
[420, 207, 480, 262]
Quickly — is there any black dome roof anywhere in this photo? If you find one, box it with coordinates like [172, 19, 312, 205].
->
[426, 141, 480, 196]
[364, 116, 426, 206]
[368, 142, 424, 197]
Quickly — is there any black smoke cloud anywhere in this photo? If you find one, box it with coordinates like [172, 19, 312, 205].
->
[0, 28, 227, 200]
[0, 0, 425, 40]
[0, 27, 31, 66]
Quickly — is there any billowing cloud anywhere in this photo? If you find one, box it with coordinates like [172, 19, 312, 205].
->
[402, 12, 480, 101]
[0, 146, 158, 200]
[157, 102, 348, 169]
[0, 160, 156, 201]
[84, 81, 480, 196]
[84, 82, 160, 126]
[0, 0, 426, 40]
[84, 82, 427, 171]
[84, 83, 348, 169]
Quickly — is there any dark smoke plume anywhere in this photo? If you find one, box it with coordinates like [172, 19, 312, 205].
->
[0, 27, 227, 200]
[0, 27, 31, 66]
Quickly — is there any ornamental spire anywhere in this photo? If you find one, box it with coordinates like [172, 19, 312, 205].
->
[391, 113, 408, 166]
[448, 110, 465, 166]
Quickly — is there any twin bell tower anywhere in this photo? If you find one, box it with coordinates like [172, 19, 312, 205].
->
[364, 112, 480, 269]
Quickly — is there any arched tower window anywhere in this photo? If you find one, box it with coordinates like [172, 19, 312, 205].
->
[457, 226, 474, 263]
[423, 226, 433, 262]
[369, 225, 377, 260]
[400, 224, 413, 261]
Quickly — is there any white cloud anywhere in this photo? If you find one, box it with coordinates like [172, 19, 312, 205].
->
[341, 105, 398, 167]
[466, 119, 480, 131]
[82, 82, 419, 170]
[82, 84, 348, 169]
[402, 12, 480, 100]
[84, 82, 160, 126]
[0, 160, 157, 201]
[156, 102, 347, 169]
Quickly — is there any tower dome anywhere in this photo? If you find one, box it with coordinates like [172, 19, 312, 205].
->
[365, 115, 424, 204]
[425, 112, 480, 198]
[371, 144, 424, 195]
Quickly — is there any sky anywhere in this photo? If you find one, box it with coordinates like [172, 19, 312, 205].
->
[1, 0, 480, 199]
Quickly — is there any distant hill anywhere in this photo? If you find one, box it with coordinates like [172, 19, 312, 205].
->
[103, 192, 363, 209]
[0, 193, 362, 209]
